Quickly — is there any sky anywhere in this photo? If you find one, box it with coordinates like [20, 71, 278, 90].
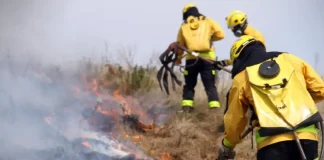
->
[0, 0, 323, 72]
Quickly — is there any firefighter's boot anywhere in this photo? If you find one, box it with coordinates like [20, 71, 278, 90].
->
[181, 106, 194, 113]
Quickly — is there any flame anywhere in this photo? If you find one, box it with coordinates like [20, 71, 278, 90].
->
[113, 90, 131, 115]
[160, 152, 172, 160]
[42, 71, 170, 159]
[82, 141, 92, 149]
[44, 116, 52, 125]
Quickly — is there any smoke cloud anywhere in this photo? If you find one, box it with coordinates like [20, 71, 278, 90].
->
[0, 46, 145, 160]
[0, 1, 144, 158]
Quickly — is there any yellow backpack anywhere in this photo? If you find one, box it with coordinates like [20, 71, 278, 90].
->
[181, 16, 213, 52]
[246, 53, 322, 137]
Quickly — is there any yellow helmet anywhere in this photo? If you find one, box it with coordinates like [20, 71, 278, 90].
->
[182, 3, 196, 14]
[230, 35, 257, 61]
[225, 10, 247, 29]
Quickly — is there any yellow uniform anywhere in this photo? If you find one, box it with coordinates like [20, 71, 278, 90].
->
[217, 35, 324, 160]
[223, 52, 324, 150]
[176, 16, 224, 64]
[244, 25, 265, 45]
[177, 4, 225, 111]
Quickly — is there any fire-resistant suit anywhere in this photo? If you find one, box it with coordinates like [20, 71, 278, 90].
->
[218, 36, 324, 160]
[176, 4, 225, 112]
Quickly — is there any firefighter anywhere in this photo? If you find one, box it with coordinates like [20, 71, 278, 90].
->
[176, 3, 225, 112]
[215, 10, 266, 70]
[218, 35, 324, 160]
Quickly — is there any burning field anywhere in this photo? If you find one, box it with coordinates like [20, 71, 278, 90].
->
[0, 52, 263, 160]
[0, 53, 177, 160]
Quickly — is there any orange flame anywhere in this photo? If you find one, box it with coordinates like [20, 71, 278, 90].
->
[44, 116, 52, 125]
[160, 152, 172, 160]
[42, 72, 171, 160]
[82, 141, 92, 149]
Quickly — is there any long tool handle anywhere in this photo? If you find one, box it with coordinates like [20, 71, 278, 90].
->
[319, 121, 324, 160]
[173, 43, 232, 73]
[241, 126, 253, 139]
[293, 131, 307, 160]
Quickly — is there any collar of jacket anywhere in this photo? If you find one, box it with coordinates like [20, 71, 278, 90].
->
[231, 42, 282, 79]
[183, 7, 203, 21]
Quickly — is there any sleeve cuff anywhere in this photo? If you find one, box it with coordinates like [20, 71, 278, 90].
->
[222, 138, 234, 148]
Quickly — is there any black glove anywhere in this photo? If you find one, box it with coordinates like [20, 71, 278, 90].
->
[214, 60, 227, 70]
[217, 141, 236, 160]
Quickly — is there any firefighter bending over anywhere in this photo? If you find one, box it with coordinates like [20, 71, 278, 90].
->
[218, 35, 324, 160]
[215, 10, 265, 70]
[176, 3, 225, 113]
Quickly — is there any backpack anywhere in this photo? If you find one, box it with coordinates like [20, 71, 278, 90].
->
[245, 53, 322, 137]
[181, 16, 213, 52]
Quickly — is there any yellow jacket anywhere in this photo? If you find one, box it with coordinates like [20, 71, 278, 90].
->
[176, 16, 224, 64]
[223, 53, 324, 150]
[224, 25, 265, 66]
[244, 25, 265, 45]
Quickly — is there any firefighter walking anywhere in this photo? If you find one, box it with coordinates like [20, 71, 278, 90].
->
[218, 35, 324, 160]
[176, 3, 225, 112]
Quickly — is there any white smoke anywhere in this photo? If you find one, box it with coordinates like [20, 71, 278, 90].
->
[0, 1, 161, 159]
[0, 50, 148, 160]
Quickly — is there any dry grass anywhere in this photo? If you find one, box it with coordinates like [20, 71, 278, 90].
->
[89, 59, 251, 160]
[78, 49, 324, 160]
[136, 71, 259, 160]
